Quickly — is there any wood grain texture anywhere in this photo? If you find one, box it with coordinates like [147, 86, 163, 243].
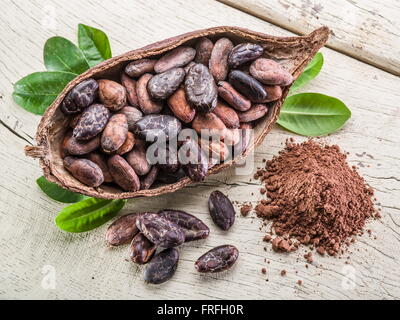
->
[0, 0, 399, 300]
[218, 0, 400, 76]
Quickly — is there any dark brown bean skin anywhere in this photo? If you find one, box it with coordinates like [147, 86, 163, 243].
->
[98, 79, 127, 111]
[136, 213, 185, 248]
[217, 81, 251, 112]
[105, 213, 140, 246]
[136, 73, 164, 114]
[158, 209, 210, 242]
[101, 114, 128, 154]
[228, 43, 263, 68]
[143, 248, 179, 284]
[153, 144, 179, 173]
[125, 140, 151, 176]
[179, 139, 209, 182]
[140, 166, 159, 190]
[167, 88, 196, 123]
[195, 37, 213, 66]
[116, 132, 135, 155]
[147, 67, 186, 100]
[108, 155, 140, 191]
[209, 38, 233, 82]
[195, 245, 239, 273]
[249, 58, 293, 86]
[134, 114, 182, 142]
[118, 106, 143, 131]
[156, 168, 186, 184]
[228, 70, 267, 103]
[208, 190, 235, 230]
[261, 85, 282, 102]
[184, 63, 218, 113]
[125, 59, 157, 78]
[63, 156, 104, 187]
[154, 46, 196, 73]
[61, 78, 98, 114]
[87, 152, 113, 183]
[63, 131, 100, 156]
[212, 101, 240, 129]
[121, 73, 139, 107]
[73, 104, 110, 141]
[237, 104, 268, 122]
[129, 232, 156, 264]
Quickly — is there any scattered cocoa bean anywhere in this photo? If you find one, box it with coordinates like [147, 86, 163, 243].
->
[63, 156, 104, 187]
[195, 245, 239, 273]
[212, 101, 240, 129]
[72, 104, 110, 141]
[105, 213, 140, 246]
[143, 248, 179, 284]
[249, 58, 293, 86]
[167, 88, 196, 123]
[108, 155, 140, 191]
[208, 190, 235, 230]
[237, 104, 268, 122]
[136, 73, 163, 114]
[195, 37, 213, 66]
[121, 73, 139, 107]
[217, 81, 251, 111]
[117, 106, 143, 131]
[228, 43, 263, 68]
[209, 38, 233, 81]
[228, 70, 267, 103]
[154, 46, 196, 73]
[129, 232, 156, 264]
[87, 152, 113, 183]
[147, 67, 185, 100]
[98, 79, 127, 111]
[125, 59, 157, 78]
[61, 78, 98, 114]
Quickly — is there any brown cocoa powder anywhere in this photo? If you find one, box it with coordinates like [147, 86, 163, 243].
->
[255, 140, 377, 256]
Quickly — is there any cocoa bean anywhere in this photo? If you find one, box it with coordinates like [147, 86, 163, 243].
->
[262, 85, 282, 102]
[154, 46, 196, 73]
[140, 166, 159, 190]
[134, 114, 182, 142]
[199, 139, 229, 166]
[238, 104, 268, 122]
[101, 114, 129, 154]
[151, 144, 179, 173]
[118, 106, 143, 131]
[192, 112, 227, 138]
[63, 131, 100, 156]
[212, 101, 240, 129]
[167, 88, 196, 123]
[183, 61, 196, 73]
[209, 38, 233, 82]
[87, 152, 113, 183]
[147, 67, 185, 100]
[179, 139, 208, 182]
[217, 81, 251, 112]
[116, 132, 135, 155]
[228, 70, 267, 103]
[238, 122, 253, 153]
[69, 113, 82, 128]
[143, 248, 179, 284]
[228, 43, 263, 68]
[105, 213, 140, 246]
[194, 37, 213, 66]
[223, 128, 241, 146]
[195, 245, 239, 273]
[136, 73, 163, 114]
[125, 140, 151, 176]
[129, 233, 156, 264]
[61, 78, 98, 115]
[72, 104, 110, 141]
[121, 73, 139, 107]
[156, 168, 187, 184]
[249, 58, 293, 86]
[63, 156, 104, 187]
[208, 190, 235, 230]
[125, 59, 157, 78]
[108, 155, 140, 192]
[98, 79, 127, 111]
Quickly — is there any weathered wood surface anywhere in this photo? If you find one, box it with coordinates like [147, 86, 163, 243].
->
[0, 0, 399, 300]
[219, 0, 400, 76]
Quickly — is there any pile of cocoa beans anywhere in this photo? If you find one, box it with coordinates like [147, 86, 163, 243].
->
[106, 190, 238, 284]
[60, 37, 293, 191]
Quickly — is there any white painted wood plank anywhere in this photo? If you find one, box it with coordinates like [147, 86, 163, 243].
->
[0, 0, 399, 299]
[219, 0, 400, 76]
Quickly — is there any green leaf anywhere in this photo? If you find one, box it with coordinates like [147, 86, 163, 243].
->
[12, 71, 76, 115]
[44, 36, 90, 74]
[78, 24, 112, 67]
[55, 198, 126, 233]
[277, 93, 351, 137]
[290, 52, 324, 93]
[36, 176, 86, 203]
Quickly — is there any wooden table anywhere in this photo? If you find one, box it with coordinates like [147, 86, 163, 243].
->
[1, 0, 399, 300]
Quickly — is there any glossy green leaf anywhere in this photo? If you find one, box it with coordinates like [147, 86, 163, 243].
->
[277, 93, 351, 137]
[290, 52, 324, 93]
[12, 71, 76, 115]
[44, 36, 90, 74]
[78, 24, 112, 67]
[55, 198, 126, 233]
[36, 176, 86, 203]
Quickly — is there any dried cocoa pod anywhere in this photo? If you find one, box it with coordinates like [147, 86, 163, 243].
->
[101, 114, 128, 154]
[261, 85, 282, 102]
[72, 104, 110, 141]
[238, 104, 268, 122]
[212, 101, 240, 129]
[61, 78, 99, 115]
[134, 114, 182, 142]
[217, 81, 251, 112]
[194, 37, 213, 66]
[167, 88, 196, 123]
[136, 213, 185, 248]
[140, 166, 159, 190]
[118, 106, 143, 131]
[228, 43, 263, 68]
[192, 112, 227, 138]
[116, 132, 135, 155]
[209, 38, 233, 82]
[195, 245, 239, 273]
[129, 232, 156, 264]
[158, 209, 210, 242]
[69, 113, 82, 128]
[143, 248, 179, 284]
[147, 67, 185, 100]
[98, 79, 127, 111]
[121, 73, 139, 107]
[228, 70, 267, 103]
[105, 213, 140, 246]
[200, 139, 229, 165]
[136, 73, 164, 114]
[208, 190, 235, 230]
[125, 140, 151, 176]
[125, 59, 157, 78]
[179, 139, 208, 182]
[63, 156, 104, 187]
[154, 46, 196, 73]
[62, 131, 100, 156]
[108, 155, 140, 192]
[184, 63, 218, 113]
[87, 152, 113, 183]
[249, 58, 293, 86]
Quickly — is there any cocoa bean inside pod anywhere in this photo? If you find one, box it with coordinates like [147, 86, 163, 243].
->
[261, 85, 283, 102]
[238, 122, 253, 153]
[228, 43, 264, 68]
[117, 106, 143, 131]
[86, 152, 113, 183]
[121, 73, 139, 107]
[140, 166, 159, 190]
[125, 140, 151, 176]
[62, 131, 100, 156]
[63, 156, 104, 187]
[209, 38, 233, 82]
[194, 37, 214, 66]
[249, 58, 293, 86]
[61, 78, 99, 115]
[101, 114, 129, 154]
[217, 81, 251, 112]
[125, 58, 157, 78]
[192, 112, 227, 139]
[167, 88, 196, 123]
[212, 101, 240, 129]
[105, 213, 141, 246]
[98, 79, 127, 111]
[136, 73, 164, 114]
[223, 128, 241, 146]
[195, 245, 239, 273]
[149, 143, 179, 173]
[73, 104, 110, 141]
[69, 113, 82, 128]
[208, 190, 235, 230]
[134, 114, 182, 142]
[116, 131, 135, 155]
[129, 232, 156, 264]
[200, 139, 229, 166]
[107, 155, 140, 192]
[143, 248, 179, 284]
[228, 70, 267, 103]
[179, 139, 209, 182]
[237, 104, 269, 122]
[154, 46, 196, 73]
[147, 67, 186, 101]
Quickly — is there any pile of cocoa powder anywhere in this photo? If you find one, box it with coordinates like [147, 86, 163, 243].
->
[254, 139, 378, 256]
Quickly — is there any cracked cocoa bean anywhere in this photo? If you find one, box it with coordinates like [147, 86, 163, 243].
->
[208, 190, 235, 230]
[108, 155, 140, 192]
[136, 213, 185, 248]
[237, 104, 268, 122]
[167, 88, 196, 123]
[125, 58, 157, 78]
[129, 232, 156, 264]
[118, 106, 143, 131]
[194, 37, 213, 66]
[116, 131, 135, 155]
[140, 166, 159, 190]
[249, 58, 293, 86]
[228, 70, 267, 103]
[147, 67, 185, 100]
[61, 78, 99, 115]
[98, 79, 126, 111]
[73, 104, 110, 141]
[101, 114, 128, 153]
[64, 156, 104, 187]
[105, 213, 140, 246]
[134, 114, 182, 142]
[121, 73, 139, 107]
[136, 73, 163, 114]
[179, 139, 208, 182]
[212, 101, 239, 129]
[63, 131, 101, 156]
[228, 43, 263, 68]
[154, 46, 196, 73]
[87, 152, 113, 183]
[195, 245, 239, 273]
[217, 81, 251, 111]
[209, 38, 233, 82]
[125, 140, 151, 176]
[143, 248, 179, 284]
